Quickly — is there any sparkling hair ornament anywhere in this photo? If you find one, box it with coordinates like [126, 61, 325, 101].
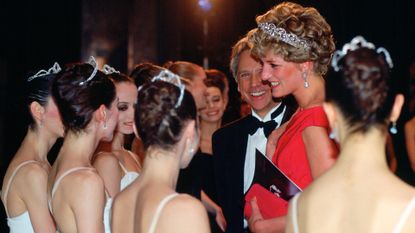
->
[331, 36, 394, 72]
[258, 22, 311, 51]
[151, 69, 185, 108]
[27, 62, 62, 82]
[79, 56, 99, 86]
[102, 64, 120, 75]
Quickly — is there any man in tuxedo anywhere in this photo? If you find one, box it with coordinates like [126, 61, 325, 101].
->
[212, 36, 294, 232]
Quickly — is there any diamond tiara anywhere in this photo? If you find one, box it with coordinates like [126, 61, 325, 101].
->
[103, 64, 120, 75]
[27, 62, 61, 82]
[79, 56, 99, 86]
[258, 22, 311, 51]
[331, 36, 393, 72]
[151, 69, 185, 108]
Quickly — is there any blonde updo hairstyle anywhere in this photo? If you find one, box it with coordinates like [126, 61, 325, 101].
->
[248, 2, 335, 75]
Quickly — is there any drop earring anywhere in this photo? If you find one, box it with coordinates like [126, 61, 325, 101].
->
[303, 72, 309, 88]
[103, 121, 107, 129]
[329, 127, 337, 140]
[389, 121, 397, 134]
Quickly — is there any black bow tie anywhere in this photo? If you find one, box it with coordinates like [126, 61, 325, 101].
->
[248, 103, 285, 138]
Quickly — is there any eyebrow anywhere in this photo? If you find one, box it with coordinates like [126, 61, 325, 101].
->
[237, 70, 251, 75]
[264, 59, 276, 63]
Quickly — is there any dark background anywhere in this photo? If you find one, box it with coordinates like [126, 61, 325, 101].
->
[1, 0, 415, 230]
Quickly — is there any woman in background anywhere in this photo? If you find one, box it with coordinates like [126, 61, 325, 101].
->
[93, 65, 140, 197]
[286, 36, 414, 233]
[199, 69, 229, 232]
[1, 63, 63, 233]
[48, 59, 118, 233]
[200, 69, 228, 154]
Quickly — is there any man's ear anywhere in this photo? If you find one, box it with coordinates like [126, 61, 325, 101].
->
[389, 94, 405, 123]
[29, 101, 45, 124]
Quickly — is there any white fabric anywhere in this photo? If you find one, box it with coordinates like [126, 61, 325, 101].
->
[2, 160, 38, 233]
[6, 211, 35, 233]
[243, 104, 285, 228]
[148, 193, 179, 233]
[119, 150, 140, 191]
[104, 197, 113, 233]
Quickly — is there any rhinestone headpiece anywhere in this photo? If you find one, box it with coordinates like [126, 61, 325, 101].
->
[27, 62, 61, 82]
[79, 56, 99, 86]
[103, 64, 120, 75]
[258, 22, 311, 51]
[331, 36, 393, 72]
[151, 69, 185, 108]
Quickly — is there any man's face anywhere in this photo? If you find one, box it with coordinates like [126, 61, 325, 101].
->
[236, 50, 277, 117]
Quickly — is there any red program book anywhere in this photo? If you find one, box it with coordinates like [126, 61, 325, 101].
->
[244, 149, 302, 219]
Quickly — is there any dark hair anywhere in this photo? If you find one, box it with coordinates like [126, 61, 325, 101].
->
[325, 47, 395, 133]
[205, 69, 228, 94]
[130, 62, 165, 88]
[107, 72, 134, 85]
[135, 80, 197, 150]
[24, 73, 56, 129]
[52, 63, 116, 133]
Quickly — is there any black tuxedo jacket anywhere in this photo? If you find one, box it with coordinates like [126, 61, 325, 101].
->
[212, 116, 253, 233]
[212, 102, 294, 233]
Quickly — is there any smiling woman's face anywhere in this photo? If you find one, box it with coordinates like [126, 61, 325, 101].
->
[200, 86, 226, 123]
[115, 82, 138, 135]
[260, 50, 303, 98]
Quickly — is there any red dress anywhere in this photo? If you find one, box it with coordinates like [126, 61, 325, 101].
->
[244, 106, 330, 219]
[273, 105, 330, 190]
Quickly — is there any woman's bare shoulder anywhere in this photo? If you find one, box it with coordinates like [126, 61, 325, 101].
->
[11, 161, 48, 188]
[160, 194, 209, 232]
[94, 151, 119, 164]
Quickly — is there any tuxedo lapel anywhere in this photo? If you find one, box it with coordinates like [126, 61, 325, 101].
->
[227, 117, 252, 223]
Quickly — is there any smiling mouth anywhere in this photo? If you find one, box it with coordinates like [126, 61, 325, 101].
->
[251, 90, 266, 97]
[206, 111, 219, 116]
[270, 81, 280, 87]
